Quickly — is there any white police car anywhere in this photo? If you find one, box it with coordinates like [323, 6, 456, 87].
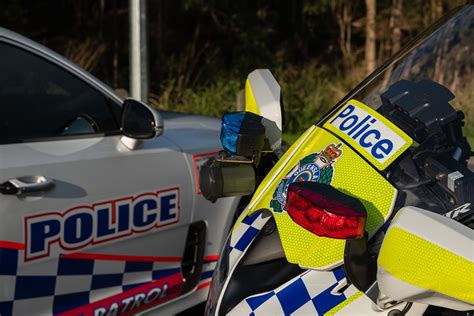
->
[0, 27, 242, 315]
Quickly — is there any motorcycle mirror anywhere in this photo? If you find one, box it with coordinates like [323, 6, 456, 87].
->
[245, 69, 284, 151]
[377, 206, 473, 311]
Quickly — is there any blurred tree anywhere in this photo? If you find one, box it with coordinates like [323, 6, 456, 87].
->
[364, 0, 377, 73]
[335, 0, 353, 64]
[390, 0, 403, 55]
[0, 0, 470, 142]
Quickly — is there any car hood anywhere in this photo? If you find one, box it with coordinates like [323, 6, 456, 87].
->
[161, 111, 221, 130]
[160, 111, 222, 153]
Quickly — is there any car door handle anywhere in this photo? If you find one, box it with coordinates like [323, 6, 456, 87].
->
[0, 176, 55, 195]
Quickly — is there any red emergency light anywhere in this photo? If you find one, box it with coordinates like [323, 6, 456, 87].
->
[285, 182, 366, 239]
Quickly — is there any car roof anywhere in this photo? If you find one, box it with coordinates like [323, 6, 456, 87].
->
[0, 27, 123, 104]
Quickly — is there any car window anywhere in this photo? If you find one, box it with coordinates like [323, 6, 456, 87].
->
[0, 42, 120, 144]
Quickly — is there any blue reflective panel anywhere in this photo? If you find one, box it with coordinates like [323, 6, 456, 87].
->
[220, 112, 245, 153]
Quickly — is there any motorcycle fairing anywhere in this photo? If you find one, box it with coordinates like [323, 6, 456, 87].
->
[240, 102, 406, 269]
[378, 207, 474, 309]
[228, 268, 363, 315]
[228, 210, 268, 268]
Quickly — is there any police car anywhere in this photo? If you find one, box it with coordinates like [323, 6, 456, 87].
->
[0, 27, 242, 315]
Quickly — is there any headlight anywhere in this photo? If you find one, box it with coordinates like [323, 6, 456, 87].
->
[205, 234, 231, 316]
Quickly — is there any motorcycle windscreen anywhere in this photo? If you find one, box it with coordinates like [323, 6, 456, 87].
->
[243, 100, 412, 269]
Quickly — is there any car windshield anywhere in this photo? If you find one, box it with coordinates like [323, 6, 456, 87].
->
[324, 4, 473, 144]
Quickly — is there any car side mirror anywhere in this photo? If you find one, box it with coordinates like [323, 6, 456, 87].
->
[121, 98, 163, 139]
[377, 206, 473, 311]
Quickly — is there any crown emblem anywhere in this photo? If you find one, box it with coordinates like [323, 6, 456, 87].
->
[320, 143, 342, 163]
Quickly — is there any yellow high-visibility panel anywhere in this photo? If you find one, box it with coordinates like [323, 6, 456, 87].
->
[378, 227, 474, 304]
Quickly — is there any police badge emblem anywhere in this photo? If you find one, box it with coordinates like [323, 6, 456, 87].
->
[270, 143, 343, 213]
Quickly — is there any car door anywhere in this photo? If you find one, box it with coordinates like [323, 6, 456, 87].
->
[0, 40, 193, 315]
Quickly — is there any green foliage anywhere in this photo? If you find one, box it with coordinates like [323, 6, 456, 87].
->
[0, 0, 471, 148]
[155, 59, 365, 140]
[454, 78, 474, 147]
[275, 61, 365, 136]
[154, 77, 241, 117]
[276, 62, 335, 135]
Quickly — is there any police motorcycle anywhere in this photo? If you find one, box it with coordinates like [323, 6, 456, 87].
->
[199, 4, 473, 316]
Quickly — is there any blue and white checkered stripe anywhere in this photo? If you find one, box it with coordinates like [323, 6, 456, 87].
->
[225, 211, 363, 315]
[0, 247, 181, 315]
[229, 267, 360, 315]
[228, 211, 269, 267]
[198, 258, 217, 289]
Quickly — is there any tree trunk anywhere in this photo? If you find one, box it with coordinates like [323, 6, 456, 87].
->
[336, 0, 353, 64]
[430, 0, 443, 23]
[112, 0, 118, 88]
[364, 0, 377, 74]
[390, 0, 403, 56]
[380, 0, 402, 90]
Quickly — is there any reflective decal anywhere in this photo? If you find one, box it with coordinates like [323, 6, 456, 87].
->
[445, 203, 471, 219]
[270, 143, 342, 213]
[0, 244, 184, 316]
[25, 188, 180, 261]
[245, 127, 397, 269]
[324, 99, 413, 170]
[230, 268, 362, 315]
[378, 227, 474, 304]
[60, 272, 184, 316]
